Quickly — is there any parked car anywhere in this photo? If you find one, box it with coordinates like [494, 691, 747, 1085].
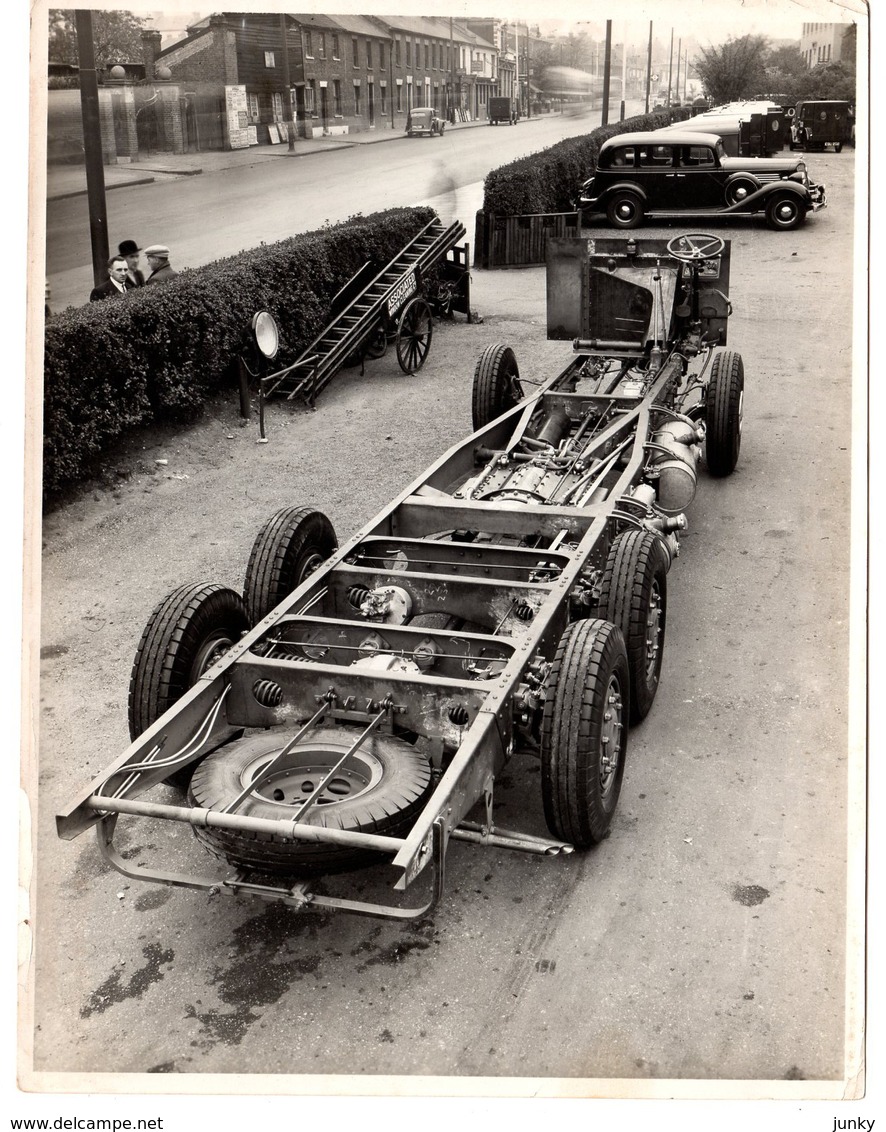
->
[574, 130, 826, 231]
[789, 100, 853, 153]
[406, 107, 446, 137]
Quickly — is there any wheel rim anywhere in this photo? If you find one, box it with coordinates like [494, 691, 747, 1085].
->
[728, 182, 752, 205]
[644, 581, 664, 684]
[242, 746, 384, 808]
[614, 198, 638, 224]
[774, 199, 799, 225]
[599, 675, 624, 802]
[396, 300, 432, 373]
[297, 548, 326, 582]
[188, 630, 236, 682]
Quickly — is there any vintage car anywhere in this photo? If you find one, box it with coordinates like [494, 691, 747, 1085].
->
[575, 130, 826, 231]
[789, 100, 853, 153]
[58, 231, 745, 924]
[406, 107, 446, 137]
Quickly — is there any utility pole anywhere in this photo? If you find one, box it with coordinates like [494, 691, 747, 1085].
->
[675, 37, 681, 105]
[75, 9, 109, 288]
[449, 17, 456, 121]
[601, 20, 612, 126]
[279, 14, 295, 150]
[645, 21, 652, 113]
[667, 28, 674, 107]
[525, 23, 531, 118]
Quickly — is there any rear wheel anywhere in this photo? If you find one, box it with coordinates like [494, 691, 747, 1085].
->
[766, 193, 805, 231]
[188, 728, 433, 876]
[472, 344, 523, 429]
[725, 177, 758, 207]
[395, 297, 433, 373]
[243, 507, 337, 624]
[596, 530, 668, 723]
[705, 350, 744, 476]
[128, 583, 249, 788]
[606, 191, 644, 229]
[540, 619, 629, 848]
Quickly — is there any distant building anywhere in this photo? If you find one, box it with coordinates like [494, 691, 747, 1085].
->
[799, 23, 852, 67]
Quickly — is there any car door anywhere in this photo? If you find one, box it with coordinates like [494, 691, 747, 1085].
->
[635, 143, 681, 209]
[674, 144, 724, 209]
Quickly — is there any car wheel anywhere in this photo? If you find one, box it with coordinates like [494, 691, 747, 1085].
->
[540, 619, 630, 848]
[128, 583, 249, 788]
[595, 530, 668, 724]
[606, 191, 643, 229]
[472, 343, 524, 430]
[243, 506, 337, 624]
[834, 142, 843, 153]
[765, 193, 805, 231]
[705, 350, 744, 476]
[188, 728, 434, 876]
[725, 177, 757, 207]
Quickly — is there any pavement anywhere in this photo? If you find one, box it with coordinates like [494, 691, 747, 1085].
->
[46, 114, 544, 201]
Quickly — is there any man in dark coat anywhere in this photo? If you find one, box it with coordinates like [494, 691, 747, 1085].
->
[144, 244, 178, 285]
[89, 255, 130, 301]
[118, 239, 145, 288]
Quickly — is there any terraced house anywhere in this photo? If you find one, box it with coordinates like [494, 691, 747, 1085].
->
[140, 12, 499, 150]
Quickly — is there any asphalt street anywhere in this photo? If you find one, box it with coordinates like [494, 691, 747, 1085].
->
[27, 137, 862, 1100]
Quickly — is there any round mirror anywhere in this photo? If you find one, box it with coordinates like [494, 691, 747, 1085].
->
[252, 310, 279, 359]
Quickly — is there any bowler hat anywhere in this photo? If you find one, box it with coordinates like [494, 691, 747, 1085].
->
[144, 244, 170, 259]
[118, 239, 141, 256]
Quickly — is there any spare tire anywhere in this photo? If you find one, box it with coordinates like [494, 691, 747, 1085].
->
[188, 728, 433, 876]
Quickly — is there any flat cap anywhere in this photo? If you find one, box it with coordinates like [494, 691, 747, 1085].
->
[144, 244, 170, 258]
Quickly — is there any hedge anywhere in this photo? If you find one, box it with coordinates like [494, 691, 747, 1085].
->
[481, 109, 687, 216]
[42, 206, 437, 497]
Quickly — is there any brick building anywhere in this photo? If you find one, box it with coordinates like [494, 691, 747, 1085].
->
[799, 22, 852, 68]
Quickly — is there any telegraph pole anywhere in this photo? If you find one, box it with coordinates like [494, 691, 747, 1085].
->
[601, 20, 612, 126]
[279, 14, 295, 150]
[667, 28, 674, 107]
[75, 9, 109, 287]
[645, 21, 652, 113]
[675, 37, 682, 104]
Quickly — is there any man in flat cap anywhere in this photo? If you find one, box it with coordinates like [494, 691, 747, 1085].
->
[144, 245, 178, 285]
[118, 240, 145, 288]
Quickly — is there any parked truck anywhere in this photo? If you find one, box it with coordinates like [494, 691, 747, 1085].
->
[488, 96, 518, 125]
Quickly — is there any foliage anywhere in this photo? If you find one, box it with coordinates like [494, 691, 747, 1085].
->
[42, 208, 436, 498]
[695, 35, 770, 104]
[48, 9, 147, 68]
[791, 61, 856, 104]
[481, 110, 675, 216]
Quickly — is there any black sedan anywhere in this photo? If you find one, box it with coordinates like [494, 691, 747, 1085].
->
[575, 130, 827, 231]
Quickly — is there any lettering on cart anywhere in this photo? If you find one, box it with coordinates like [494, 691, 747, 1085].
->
[388, 271, 418, 313]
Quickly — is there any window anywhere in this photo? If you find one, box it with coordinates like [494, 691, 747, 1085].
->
[247, 92, 259, 122]
[306, 80, 316, 115]
[318, 33, 326, 59]
[396, 84, 403, 112]
[406, 39, 411, 66]
[354, 84, 361, 114]
[271, 92, 282, 119]
[379, 43, 385, 69]
[681, 146, 715, 167]
[333, 79, 342, 114]
[352, 38, 358, 65]
[639, 145, 673, 168]
[367, 41, 372, 69]
[264, 51, 275, 68]
[395, 39, 400, 65]
[380, 85, 387, 113]
[332, 34, 340, 59]
[304, 31, 313, 58]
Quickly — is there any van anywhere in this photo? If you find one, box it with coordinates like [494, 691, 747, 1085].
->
[789, 100, 852, 152]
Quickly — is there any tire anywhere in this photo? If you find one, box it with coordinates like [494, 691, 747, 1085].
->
[596, 530, 668, 723]
[765, 193, 806, 231]
[395, 297, 433, 373]
[243, 506, 337, 625]
[705, 350, 744, 476]
[540, 619, 630, 848]
[724, 177, 757, 207]
[128, 583, 249, 788]
[188, 728, 433, 876]
[606, 191, 644, 229]
[834, 142, 843, 153]
[471, 344, 523, 430]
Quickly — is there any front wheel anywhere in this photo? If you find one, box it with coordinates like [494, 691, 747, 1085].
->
[596, 530, 668, 723]
[766, 193, 806, 231]
[540, 619, 630, 848]
[606, 191, 644, 229]
[705, 350, 744, 476]
[128, 583, 249, 787]
[472, 344, 523, 430]
[243, 507, 337, 624]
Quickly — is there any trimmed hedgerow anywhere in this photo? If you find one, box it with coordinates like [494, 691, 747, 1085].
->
[42, 206, 437, 497]
[482, 111, 680, 217]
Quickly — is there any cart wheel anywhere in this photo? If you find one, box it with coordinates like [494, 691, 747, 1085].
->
[395, 296, 433, 373]
[705, 350, 744, 476]
[128, 583, 249, 788]
[243, 506, 337, 624]
[540, 619, 630, 848]
[188, 728, 433, 876]
[596, 530, 668, 724]
[363, 323, 388, 360]
[471, 344, 524, 430]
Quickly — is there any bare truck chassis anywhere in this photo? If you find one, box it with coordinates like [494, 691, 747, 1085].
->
[57, 232, 742, 922]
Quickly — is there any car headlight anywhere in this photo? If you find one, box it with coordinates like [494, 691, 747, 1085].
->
[251, 310, 279, 360]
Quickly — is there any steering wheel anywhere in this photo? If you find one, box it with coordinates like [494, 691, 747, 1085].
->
[666, 233, 725, 262]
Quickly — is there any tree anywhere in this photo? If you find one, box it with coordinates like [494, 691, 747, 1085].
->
[793, 61, 856, 103]
[762, 45, 811, 102]
[695, 34, 770, 104]
[48, 9, 148, 69]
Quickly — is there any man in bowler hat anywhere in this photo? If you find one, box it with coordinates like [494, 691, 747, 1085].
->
[144, 245, 178, 285]
[118, 240, 144, 288]
[89, 255, 130, 301]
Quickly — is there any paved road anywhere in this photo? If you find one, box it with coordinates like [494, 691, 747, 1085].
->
[29, 146, 860, 1097]
[45, 110, 618, 314]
